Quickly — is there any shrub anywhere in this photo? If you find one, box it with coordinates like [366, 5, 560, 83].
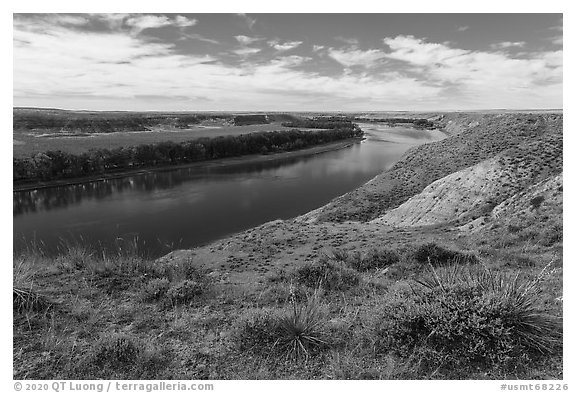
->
[140, 278, 170, 302]
[166, 280, 205, 305]
[372, 265, 562, 377]
[293, 258, 360, 291]
[257, 282, 313, 306]
[92, 335, 141, 370]
[413, 243, 478, 266]
[345, 248, 400, 272]
[530, 196, 545, 210]
[231, 308, 281, 353]
[540, 224, 562, 246]
[149, 259, 205, 282]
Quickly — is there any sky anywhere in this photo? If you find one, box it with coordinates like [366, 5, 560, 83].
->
[13, 13, 563, 112]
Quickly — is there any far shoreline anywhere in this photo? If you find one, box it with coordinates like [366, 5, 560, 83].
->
[13, 137, 364, 192]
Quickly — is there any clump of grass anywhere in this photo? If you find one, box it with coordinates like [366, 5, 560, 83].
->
[231, 290, 329, 360]
[371, 263, 562, 377]
[13, 256, 52, 313]
[413, 243, 478, 266]
[13, 288, 51, 313]
[292, 257, 360, 291]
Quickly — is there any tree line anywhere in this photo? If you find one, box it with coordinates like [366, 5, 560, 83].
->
[14, 127, 363, 184]
[281, 117, 360, 130]
[354, 117, 435, 129]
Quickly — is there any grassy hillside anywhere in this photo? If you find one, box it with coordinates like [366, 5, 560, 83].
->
[306, 113, 562, 222]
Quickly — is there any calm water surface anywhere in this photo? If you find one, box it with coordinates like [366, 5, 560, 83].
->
[13, 124, 442, 256]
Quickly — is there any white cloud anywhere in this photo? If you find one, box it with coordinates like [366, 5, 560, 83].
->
[313, 45, 325, 52]
[174, 15, 197, 28]
[491, 41, 526, 49]
[232, 47, 261, 56]
[235, 35, 260, 45]
[381, 35, 562, 108]
[269, 56, 311, 68]
[113, 14, 197, 34]
[456, 25, 469, 32]
[328, 48, 386, 68]
[269, 40, 302, 51]
[125, 15, 172, 32]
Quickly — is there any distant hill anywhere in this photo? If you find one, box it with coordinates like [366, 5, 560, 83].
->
[303, 112, 563, 223]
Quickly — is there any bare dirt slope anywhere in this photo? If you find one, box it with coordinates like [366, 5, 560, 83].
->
[371, 131, 562, 228]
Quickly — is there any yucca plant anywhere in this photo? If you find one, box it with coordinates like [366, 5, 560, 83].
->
[273, 288, 328, 360]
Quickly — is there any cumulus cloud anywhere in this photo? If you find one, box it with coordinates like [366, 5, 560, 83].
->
[269, 40, 302, 51]
[125, 15, 172, 32]
[491, 41, 526, 49]
[456, 25, 469, 32]
[235, 35, 260, 45]
[174, 15, 197, 27]
[328, 47, 386, 68]
[381, 35, 562, 108]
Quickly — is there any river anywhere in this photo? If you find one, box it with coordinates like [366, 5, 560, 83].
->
[13, 124, 444, 257]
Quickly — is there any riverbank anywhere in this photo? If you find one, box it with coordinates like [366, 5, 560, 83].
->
[13, 137, 363, 192]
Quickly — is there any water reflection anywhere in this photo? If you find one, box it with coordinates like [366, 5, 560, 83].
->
[13, 151, 365, 217]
